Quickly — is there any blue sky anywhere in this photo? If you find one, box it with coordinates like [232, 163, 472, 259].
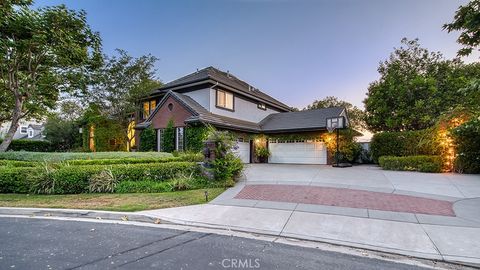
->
[35, 0, 474, 109]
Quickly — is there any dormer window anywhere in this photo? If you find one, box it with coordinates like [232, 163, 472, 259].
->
[142, 100, 157, 119]
[258, 103, 266, 110]
[216, 90, 234, 111]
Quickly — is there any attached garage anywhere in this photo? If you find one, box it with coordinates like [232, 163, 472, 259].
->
[268, 140, 327, 164]
[233, 139, 251, 163]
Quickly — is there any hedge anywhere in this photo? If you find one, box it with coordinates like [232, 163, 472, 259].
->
[0, 162, 202, 194]
[452, 116, 480, 174]
[378, 155, 443, 173]
[370, 130, 439, 163]
[0, 139, 53, 152]
[65, 154, 202, 166]
[0, 160, 37, 167]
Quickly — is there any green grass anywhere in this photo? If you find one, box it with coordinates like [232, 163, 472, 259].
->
[0, 188, 224, 212]
[0, 151, 173, 162]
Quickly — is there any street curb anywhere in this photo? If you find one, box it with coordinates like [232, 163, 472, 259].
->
[0, 207, 173, 225]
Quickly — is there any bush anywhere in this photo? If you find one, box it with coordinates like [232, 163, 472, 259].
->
[161, 119, 176, 153]
[452, 116, 480, 173]
[89, 169, 117, 193]
[185, 125, 208, 152]
[0, 161, 202, 194]
[0, 151, 172, 161]
[0, 160, 37, 167]
[139, 127, 156, 151]
[370, 129, 439, 163]
[205, 127, 244, 183]
[0, 139, 53, 152]
[379, 155, 443, 173]
[0, 167, 35, 193]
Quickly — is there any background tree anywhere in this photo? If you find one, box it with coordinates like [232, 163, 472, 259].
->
[0, 1, 102, 151]
[305, 96, 366, 130]
[363, 38, 480, 132]
[44, 101, 84, 151]
[444, 0, 480, 57]
[83, 49, 161, 150]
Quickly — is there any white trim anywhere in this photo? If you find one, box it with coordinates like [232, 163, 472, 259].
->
[175, 127, 184, 151]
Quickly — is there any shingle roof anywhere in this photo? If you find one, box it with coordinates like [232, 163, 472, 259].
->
[153, 67, 291, 111]
[137, 91, 346, 133]
[260, 107, 346, 132]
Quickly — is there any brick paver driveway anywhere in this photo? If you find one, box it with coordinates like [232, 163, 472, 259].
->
[235, 184, 455, 216]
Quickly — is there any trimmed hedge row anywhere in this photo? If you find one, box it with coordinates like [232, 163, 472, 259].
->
[0, 160, 37, 167]
[0, 139, 54, 152]
[370, 130, 439, 163]
[378, 156, 443, 173]
[66, 155, 202, 166]
[0, 162, 202, 194]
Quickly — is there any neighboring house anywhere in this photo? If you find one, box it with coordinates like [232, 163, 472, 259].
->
[135, 67, 350, 164]
[0, 121, 46, 141]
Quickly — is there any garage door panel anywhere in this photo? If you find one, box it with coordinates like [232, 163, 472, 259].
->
[269, 142, 327, 164]
[234, 141, 250, 163]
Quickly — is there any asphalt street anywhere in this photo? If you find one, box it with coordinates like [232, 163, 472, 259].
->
[0, 217, 435, 270]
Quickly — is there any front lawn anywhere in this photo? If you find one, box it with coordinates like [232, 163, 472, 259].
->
[0, 151, 172, 162]
[0, 188, 224, 212]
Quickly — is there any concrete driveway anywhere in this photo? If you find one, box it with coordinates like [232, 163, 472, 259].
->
[242, 164, 480, 199]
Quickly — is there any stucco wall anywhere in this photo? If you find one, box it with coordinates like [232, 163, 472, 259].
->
[208, 88, 280, 123]
[183, 88, 210, 110]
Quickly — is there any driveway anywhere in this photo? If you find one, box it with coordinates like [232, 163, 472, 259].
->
[242, 164, 480, 199]
[142, 164, 480, 265]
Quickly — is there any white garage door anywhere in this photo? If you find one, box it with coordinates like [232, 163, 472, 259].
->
[234, 141, 250, 163]
[269, 140, 327, 164]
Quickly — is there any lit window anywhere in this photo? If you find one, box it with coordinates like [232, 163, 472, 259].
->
[176, 127, 184, 151]
[127, 121, 135, 151]
[20, 126, 27, 134]
[258, 103, 266, 110]
[89, 125, 95, 152]
[150, 100, 156, 111]
[216, 90, 234, 110]
[143, 102, 150, 119]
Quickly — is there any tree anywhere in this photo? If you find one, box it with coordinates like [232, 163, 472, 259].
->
[44, 100, 84, 151]
[83, 49, 161, 150]
[0, 2, 102, 151]
[444, 0, 480, 57]
[305, 96, 366, 130]
[363, 38, 480, 132]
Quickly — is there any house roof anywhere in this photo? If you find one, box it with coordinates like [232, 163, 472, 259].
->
[260, 107, 346, 133]
[137, 91, 347, 134]
[152, 67, 291, 112]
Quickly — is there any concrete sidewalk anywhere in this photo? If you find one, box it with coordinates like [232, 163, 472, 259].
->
[140, 202, 480, 266]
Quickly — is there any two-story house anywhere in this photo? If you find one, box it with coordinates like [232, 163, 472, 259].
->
[134, 67, 350, 164]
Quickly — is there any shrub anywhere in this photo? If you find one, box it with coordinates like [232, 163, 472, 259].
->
[139, 127, 156, 151]
[0, 160, 37, 167]
[205, 127, 244, 182]
[0, 167, 35, 193]
[185, 125, 208, 152]
[161, 119, 176, 153]
[89, 169, 117, 193]
[378, 155, 443, 173]
[0, 139, 53, 152]
[0, 151, 172, 161]
[370, 129, 439, 163]
[452, 116, 480, 173]
[0, 161, 201, 194]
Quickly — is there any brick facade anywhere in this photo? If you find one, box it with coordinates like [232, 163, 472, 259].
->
[150, 96, 194, 129]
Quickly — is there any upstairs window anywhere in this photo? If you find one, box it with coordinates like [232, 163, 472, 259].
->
[20, 126, 28, 134]
[258, 103, 266, 110]
[142, 100, 157, 119]
[216, 90, 234, 110]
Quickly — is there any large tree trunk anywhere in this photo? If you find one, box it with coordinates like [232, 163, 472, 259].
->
[0, 97, 23, 152]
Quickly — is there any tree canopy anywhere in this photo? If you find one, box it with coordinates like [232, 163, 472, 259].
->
[444, 0, 480, 57]
[0, 1, 102, 151]
[305, 96, 366, 131]
[363, 38, 480, 132]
